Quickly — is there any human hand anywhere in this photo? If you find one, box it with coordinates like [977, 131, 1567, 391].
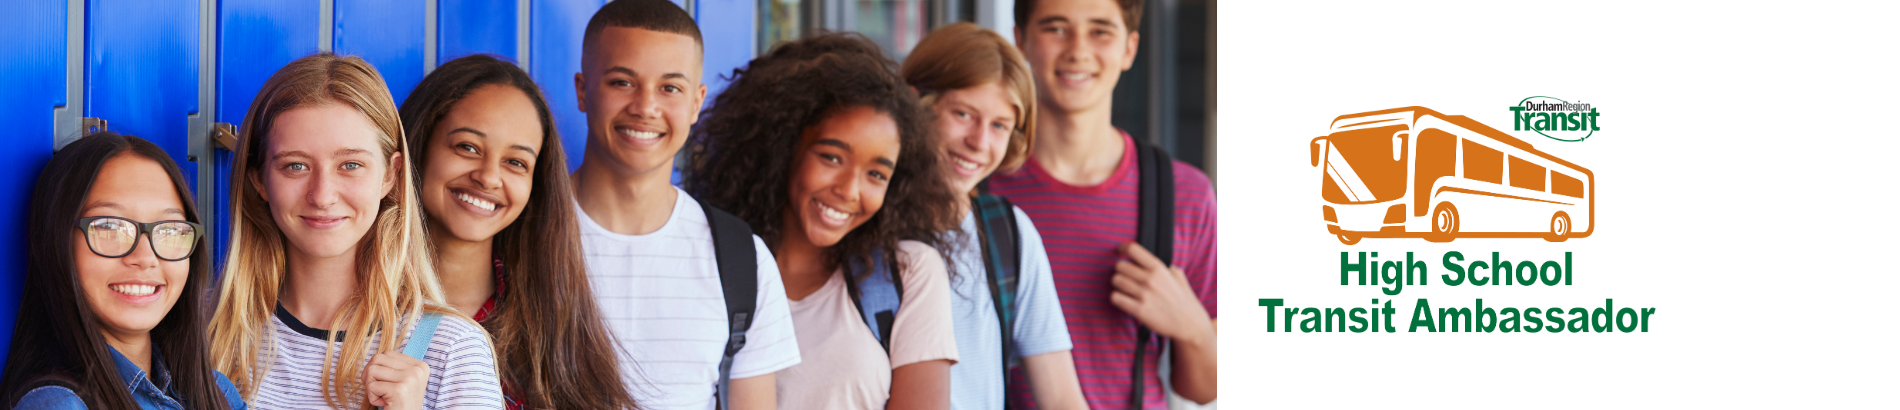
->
[364, 352, 430, 409]
[1109, 242, 1214, 346]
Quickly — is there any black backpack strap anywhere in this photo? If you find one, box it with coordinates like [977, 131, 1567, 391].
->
[704, 205, 758, 410]
[973, 194, 1022, 382]
[845, 251, 904, 355]
[1130, 140, 1175, 408]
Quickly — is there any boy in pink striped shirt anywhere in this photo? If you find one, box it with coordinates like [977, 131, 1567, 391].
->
[987, 0, 1217, 408]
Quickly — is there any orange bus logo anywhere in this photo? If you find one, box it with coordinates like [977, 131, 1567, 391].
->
[1311, 107, 1595, 245]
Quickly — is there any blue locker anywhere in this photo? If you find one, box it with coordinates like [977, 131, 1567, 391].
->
[0, 0, 67, 372]
[214, 0, 322, 275]
[532, 0, 608, 172]
[698, 0, 755, 106]
[335, 0, 427, 105]
[0, 1, 770, 372]
[86, 0, 199, 192]
[440, 0, 519, 63]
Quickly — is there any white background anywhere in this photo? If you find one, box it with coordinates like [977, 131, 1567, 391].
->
[1217, 1, 1900, 408]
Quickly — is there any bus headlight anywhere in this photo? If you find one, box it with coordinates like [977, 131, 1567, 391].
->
[1384, 204, 1406, 224]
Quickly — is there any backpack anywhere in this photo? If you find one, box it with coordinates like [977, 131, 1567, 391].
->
[1128, 140, 1176, 409]
[840, 194, 1025, 365]
[971, 191, 1024, 385]
[844, 252, 903, 354]
[401, 312, 445, 361]
[984, 140, 1175, 408]
[703, 205, 759, 410]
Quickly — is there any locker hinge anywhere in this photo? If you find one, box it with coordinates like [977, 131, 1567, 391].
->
[82, 117, 107, 135]
[211, 122, 237, 151]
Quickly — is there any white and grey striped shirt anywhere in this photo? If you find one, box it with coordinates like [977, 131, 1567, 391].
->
[250, 305, 505, 409]
[575, 189, 803, 409]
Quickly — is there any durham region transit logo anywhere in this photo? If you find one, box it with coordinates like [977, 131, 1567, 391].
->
[1510, 96, 1600, 142]
[1309, 107, 1594, 245]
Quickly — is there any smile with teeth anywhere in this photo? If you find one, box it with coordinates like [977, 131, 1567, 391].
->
[1060, 71, 1092, 82]
[619, 127, 663, 140]
[110, 284, 158, 297]
[818, 202, 852, 223]
[456, 192, 497, 212]
[954, 157, 981, 171]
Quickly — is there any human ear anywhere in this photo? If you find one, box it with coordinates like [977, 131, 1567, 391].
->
[1122, 31, 1140, 71]
[574, 72, 589, 113]
[382, 151, 404, 199]
[248, 169, 267, 203]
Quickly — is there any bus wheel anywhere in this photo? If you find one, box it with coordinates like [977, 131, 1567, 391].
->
[1429, 203, 1459, 242]
[1337, 233, 1361, 245]
[1547, 212, 1571, 242]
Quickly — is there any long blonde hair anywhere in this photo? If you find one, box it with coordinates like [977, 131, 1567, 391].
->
[209, 52, 464, 408]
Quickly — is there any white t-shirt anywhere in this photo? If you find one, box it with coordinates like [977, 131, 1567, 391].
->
[948, 207, 1073, 410]
[577, 187, 802, 410]
[253, 306, 505, 409]
[775, 240, 960, 410]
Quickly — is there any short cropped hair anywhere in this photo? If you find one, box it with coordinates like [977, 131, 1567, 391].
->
[1014, 0, 1144, 33]
[583, 0, 704, 53]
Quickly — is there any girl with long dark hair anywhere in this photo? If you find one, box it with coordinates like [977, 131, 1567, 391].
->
[685, 32, 964, 410]
[399, 54, 639, 410]
[1, 131, 244, 409]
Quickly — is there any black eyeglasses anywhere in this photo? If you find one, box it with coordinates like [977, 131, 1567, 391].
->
[73, 216, 203, 261]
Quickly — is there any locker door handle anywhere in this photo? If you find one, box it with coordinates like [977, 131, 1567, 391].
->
[211, 122, 237, 151]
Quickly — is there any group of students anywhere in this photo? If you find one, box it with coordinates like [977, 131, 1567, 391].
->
[0, 0, 1215, 409]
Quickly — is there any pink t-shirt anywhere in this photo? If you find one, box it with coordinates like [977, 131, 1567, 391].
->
[775, 240, 960, 410]
[988, 131, 1218, 409]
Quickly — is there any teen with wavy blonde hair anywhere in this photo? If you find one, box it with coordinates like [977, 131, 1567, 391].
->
[208, 52, 504, 409]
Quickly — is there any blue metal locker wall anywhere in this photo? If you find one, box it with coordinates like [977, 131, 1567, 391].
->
[0, 0, 67, 372]
[532, 0, 608, 172]
[214, 0, 322, 276]
[86, 0, 200, 191]
[0, 0, 763, 370]
[440, 0, 519, 62]
[697, 0, 755, 113]
[334, 0, 427, 105]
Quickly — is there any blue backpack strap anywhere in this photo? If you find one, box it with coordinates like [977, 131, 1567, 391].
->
[703, 204, 758, 410]
[844, 252, 902, 354]
[973, 194, 1022, 373]
[403, 312, 445, 360]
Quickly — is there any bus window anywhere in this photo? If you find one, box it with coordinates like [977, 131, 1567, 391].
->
[1463, 139, 1503, 185]
[1552, 172, 1584, 198]
[1414, 129, 1457, 216]
[1509, 156, 1545, 191]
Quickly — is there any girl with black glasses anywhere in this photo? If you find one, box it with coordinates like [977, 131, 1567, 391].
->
[1, 131, 244, 409]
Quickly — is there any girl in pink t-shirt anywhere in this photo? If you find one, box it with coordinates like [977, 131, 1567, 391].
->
[684, 33, 965, 410]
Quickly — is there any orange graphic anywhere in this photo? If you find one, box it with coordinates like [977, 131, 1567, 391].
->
[1310, 107, 1595, 245]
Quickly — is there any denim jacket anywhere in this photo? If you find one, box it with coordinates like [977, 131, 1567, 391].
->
[13, 344, 247, 410]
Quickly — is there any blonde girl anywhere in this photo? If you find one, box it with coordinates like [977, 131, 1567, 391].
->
[208, 52, 503, 409]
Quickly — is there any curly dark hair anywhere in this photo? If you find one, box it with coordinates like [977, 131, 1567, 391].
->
[685, 32, 961, 278]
